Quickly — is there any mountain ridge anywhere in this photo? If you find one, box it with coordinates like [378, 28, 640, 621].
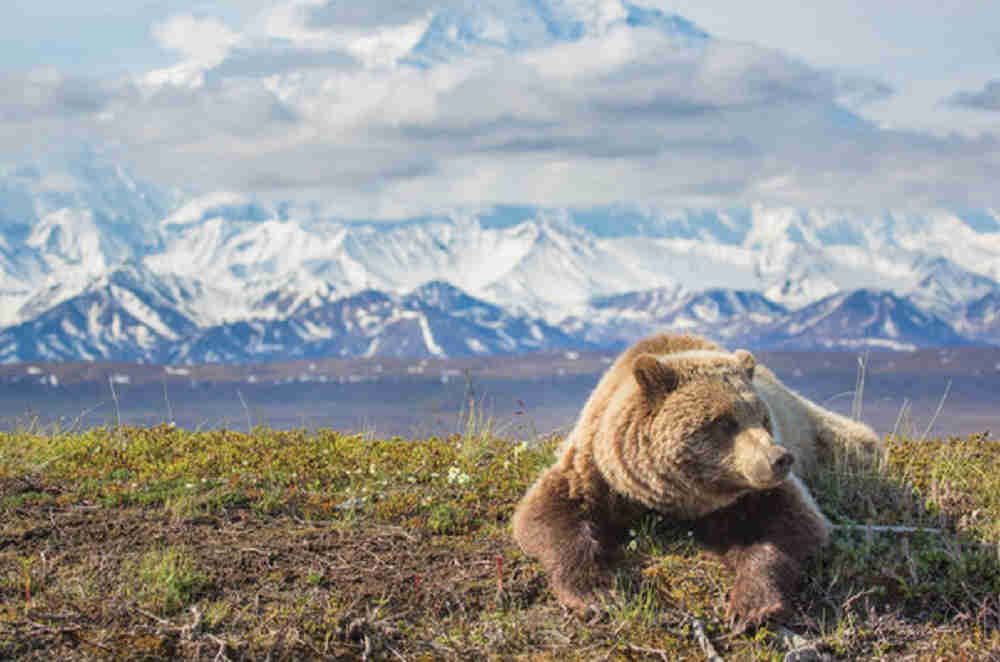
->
[2, 155, 1000, 362]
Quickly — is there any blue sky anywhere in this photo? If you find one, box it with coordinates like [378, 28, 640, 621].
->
[3, 1, 999, 217]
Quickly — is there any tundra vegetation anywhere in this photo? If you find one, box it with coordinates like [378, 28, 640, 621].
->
[1, 411, 999, 660]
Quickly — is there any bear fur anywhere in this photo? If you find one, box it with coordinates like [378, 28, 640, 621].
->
[511, 333, 880, 630]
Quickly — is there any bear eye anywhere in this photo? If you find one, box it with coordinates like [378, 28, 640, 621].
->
[716, 415, 740, 435]
[761, 414, 772, 432]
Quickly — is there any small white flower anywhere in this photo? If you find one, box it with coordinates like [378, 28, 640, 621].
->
[447, 466, 471, 485]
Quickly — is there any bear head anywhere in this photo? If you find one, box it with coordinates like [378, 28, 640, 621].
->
[599, 349, 793, 519]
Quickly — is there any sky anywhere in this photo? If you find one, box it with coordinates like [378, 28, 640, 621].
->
[3, 0, 999, 218]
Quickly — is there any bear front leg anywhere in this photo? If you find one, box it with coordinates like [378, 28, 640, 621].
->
[511, 466, 622, 614]
[693, 479, 829, 632]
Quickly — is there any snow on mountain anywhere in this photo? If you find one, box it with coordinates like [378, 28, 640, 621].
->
[402, 0, 708, 67]
[755, 289, 967, 351]
[561, 286, 787, 347]
[170, 281, 593, 363]
[958, 292, 1000, 345]
[146, 204, 693, 319]
[3, 150, 1000, 361]
[0, 152, 174, 323]
[0, 263, 204, 363]
[905, 255, 1000, 316]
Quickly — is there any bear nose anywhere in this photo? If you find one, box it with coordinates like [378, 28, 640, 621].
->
[772, 451, 794, 474]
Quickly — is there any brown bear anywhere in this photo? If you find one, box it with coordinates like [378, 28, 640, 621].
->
[511, 333, 880, 631]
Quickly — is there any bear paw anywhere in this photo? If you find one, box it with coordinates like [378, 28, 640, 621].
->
[553, 584, 620, 623]
[726, 593, 791, 634]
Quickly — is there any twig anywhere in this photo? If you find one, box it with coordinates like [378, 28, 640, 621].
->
[831, 524, 944, 534]
[628, 642, 672, 661]
[206, 634, 231, 662]
[133, 608, 174, 628]
[183, 605, 202, 640]
[920, 378, 952, 442]
[26, 620, 114, 653]
[67, 401, 106, 435]
[691, 618, 724, 662]
[842, 586, 880, 613]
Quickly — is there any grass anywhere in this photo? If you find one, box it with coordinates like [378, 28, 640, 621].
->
[1, 418, 999, 660]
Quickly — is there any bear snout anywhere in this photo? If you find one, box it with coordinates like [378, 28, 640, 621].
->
[742, 440, 795, 487]
[772, 449, 794, 474]
[759, 445, 794, 486]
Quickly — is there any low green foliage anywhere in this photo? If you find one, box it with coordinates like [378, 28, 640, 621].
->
[130, 547, 211, 615]
[1, 423, 998, 660]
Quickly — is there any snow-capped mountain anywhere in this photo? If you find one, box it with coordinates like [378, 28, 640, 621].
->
[0, 263, 203, 363]
[2, 152, 1000, 363]
[0, 151, 172, 311]
[906, 255, 1000, 316]
[402, 0, 708, 67]
[755, 290, 968, 351]
[170, 281, 593, 364]
[958, 292, 1000, 345]
[134, 197, 1000, 322]
[560, 286, 788, 347]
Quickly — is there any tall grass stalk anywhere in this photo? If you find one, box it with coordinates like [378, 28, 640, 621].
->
[108, 376, 122, 430]
[162, 376, 174, 425]
[919, 378, 952, 442]
[237, 389, 252, 433]
[850, 351, 869, 422]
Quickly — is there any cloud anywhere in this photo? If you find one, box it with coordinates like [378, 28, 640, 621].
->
[947, 79, 1000, 112]
[306, 0, 438, 28]
[0, 70, 133, 161]
[832, 72, 894, 108]
[152, 14, 239, 64]
[0, 70, 117, 122]
[5, 0, 999, 217]
[209, 41, 360, 78]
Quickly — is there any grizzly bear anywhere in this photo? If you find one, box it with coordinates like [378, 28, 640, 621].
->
[511, 333, 880, 631]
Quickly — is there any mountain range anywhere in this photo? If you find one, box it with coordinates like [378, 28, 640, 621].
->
[1, 0, 999, 363]
[0, 182, 998, 364]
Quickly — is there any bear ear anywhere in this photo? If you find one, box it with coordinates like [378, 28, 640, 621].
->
[633, 354, 679, 402]
[734, 349, 756, 378]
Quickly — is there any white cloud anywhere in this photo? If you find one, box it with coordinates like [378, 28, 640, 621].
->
[145, 15, 241, 87]
[152, 14, 239, 64]
[4, 0, 1000, 217]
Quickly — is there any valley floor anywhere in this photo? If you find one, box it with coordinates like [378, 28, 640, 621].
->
[1, 347, 999, 441]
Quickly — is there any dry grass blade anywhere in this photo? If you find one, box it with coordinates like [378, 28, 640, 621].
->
[919, 378, 952, 442]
